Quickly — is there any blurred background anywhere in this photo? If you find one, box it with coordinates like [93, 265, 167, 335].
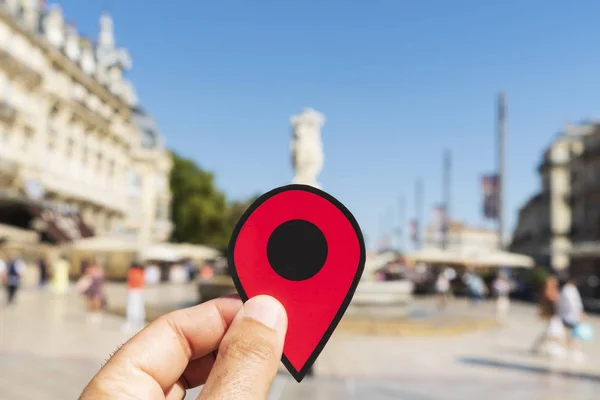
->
[1, 0, 600, 399]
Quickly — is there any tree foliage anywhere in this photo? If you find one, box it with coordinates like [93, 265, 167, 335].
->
[169, 152, 229, 249]
[226, 195, 259, 230]
[169, 151, 258, 252]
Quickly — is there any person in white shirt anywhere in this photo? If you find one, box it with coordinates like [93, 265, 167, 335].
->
[435, 272, 451, 310]
[493, 272, 512, 324]
[558, 276, 585, 360]
[0, 256, 6, 278]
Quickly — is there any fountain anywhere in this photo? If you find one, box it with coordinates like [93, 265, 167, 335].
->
[199, 108, 414, 318]
[346, 251, 414, 318]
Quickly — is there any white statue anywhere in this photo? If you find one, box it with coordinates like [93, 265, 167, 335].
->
[43, 5, 65, 48]
[96, 12, 132, 71]
[64, 24, 81, 62]
[290, 108, 325, 188]
[98, 12, 115, 52]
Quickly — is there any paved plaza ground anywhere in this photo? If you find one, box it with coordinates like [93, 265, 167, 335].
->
[1, 282, 600, 399]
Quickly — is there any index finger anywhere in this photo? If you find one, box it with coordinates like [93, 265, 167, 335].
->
[89, 296, 242, 395]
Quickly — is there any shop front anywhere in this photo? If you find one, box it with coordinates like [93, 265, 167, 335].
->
[0, 193, 94, 258]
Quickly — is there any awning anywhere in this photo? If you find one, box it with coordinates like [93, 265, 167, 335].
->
[460, 249, 534, 268]
[67, 239, 222, 263]
[407, 247, 534, 268]
[406, 247, 465, 265]
[170, 243, 220, 261]
[139, 244, 179, 262]
[67, 236, 141, 252]
[139, 243, 221, 262]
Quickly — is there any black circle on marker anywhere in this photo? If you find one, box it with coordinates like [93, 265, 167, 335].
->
[267, 219, 328, 281]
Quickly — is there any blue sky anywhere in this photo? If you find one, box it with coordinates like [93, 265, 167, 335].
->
[57, 0, 600, 250]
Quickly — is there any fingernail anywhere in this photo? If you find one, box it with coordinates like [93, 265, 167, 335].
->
[243, 295, 285, 330]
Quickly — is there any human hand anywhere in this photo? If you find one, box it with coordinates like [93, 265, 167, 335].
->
[79, 295, 288, 400]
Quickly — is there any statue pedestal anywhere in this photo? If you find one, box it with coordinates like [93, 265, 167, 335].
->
[346, 280, 414, 319]
[197, 275, 236, 303]
[198, 275, 414, 320]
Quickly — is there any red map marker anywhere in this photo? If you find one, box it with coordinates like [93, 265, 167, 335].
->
[228, 184, 365, 382]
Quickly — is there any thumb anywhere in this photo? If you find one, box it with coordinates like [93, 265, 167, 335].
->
[198, 295, 287, 400]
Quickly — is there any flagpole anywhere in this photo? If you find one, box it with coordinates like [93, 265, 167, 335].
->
[415, 179, 423, 250]
[398, 195, 405, 252]
[497, 92, 505, 250]
[442, 149, 451, 249]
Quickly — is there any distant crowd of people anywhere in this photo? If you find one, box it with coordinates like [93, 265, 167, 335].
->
[432, 265, 592, 362]
[0, 251, 72, 305]
[0, 250, 213, 339]
[75, 259, 107, 324]
[531, 274, 591, 361]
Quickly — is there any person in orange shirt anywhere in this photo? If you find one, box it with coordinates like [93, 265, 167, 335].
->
[123, 261, 146, 335]
[201, 265, 214, 280]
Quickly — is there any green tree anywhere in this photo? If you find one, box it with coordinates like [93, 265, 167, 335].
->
[169, 152, 229, 250]
[226, 195, 259, 230]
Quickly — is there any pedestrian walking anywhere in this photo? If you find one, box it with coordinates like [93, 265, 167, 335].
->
[38, 257, 48, 288]
[493, 272, 512, 324]
[52, 254, 70, 294]
[464, 272, 487, 305]
[185, 259, 196, 282]
[123, 262, 146, 334]
[0, 253, 6, 286]
[435, 272, 451, 310]
[531, 275, 563, 356]
[3, 251, 25, 305]
[144, 262, 161, 285]
[559, 274, 585, 362]
[76, 260, 105, 324]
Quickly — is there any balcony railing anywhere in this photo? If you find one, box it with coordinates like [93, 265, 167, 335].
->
[0, 101, 16, 124]
[47, 92, 111, 132]
[538, 157, 570, 173]
[0, 156, 18, 175]
[0, 48, 42, 90]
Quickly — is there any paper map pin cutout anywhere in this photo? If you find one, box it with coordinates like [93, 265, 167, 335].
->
[228, 184, 366, 382]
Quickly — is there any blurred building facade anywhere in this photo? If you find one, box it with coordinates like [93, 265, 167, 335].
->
[0, 2, 172, 249]
[510, 122, 600, 272]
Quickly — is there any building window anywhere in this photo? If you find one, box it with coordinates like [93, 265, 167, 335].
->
[66, 137, 74, 157]
[155, 174, 166, 190]
[108, 160, 115, 178]
[21, 128, 32, 151]
[47, 127, 56, 150]
[129, 170, 141, 192]
[141, 128, 157, 149]
[49, 104, 59, 118]
[96, 153, 103, 173]
[1, 76, 11, 103]
[155, 201, 167, 220]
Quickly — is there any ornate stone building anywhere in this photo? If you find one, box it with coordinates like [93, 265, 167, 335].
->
[510, 122, 593, 271]
[0, 2, 172, 246]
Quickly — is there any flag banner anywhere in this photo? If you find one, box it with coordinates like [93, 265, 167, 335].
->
[482, 174, 499, 219]
[409, 219, 419, 243]
[432, 205, 446, 245]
